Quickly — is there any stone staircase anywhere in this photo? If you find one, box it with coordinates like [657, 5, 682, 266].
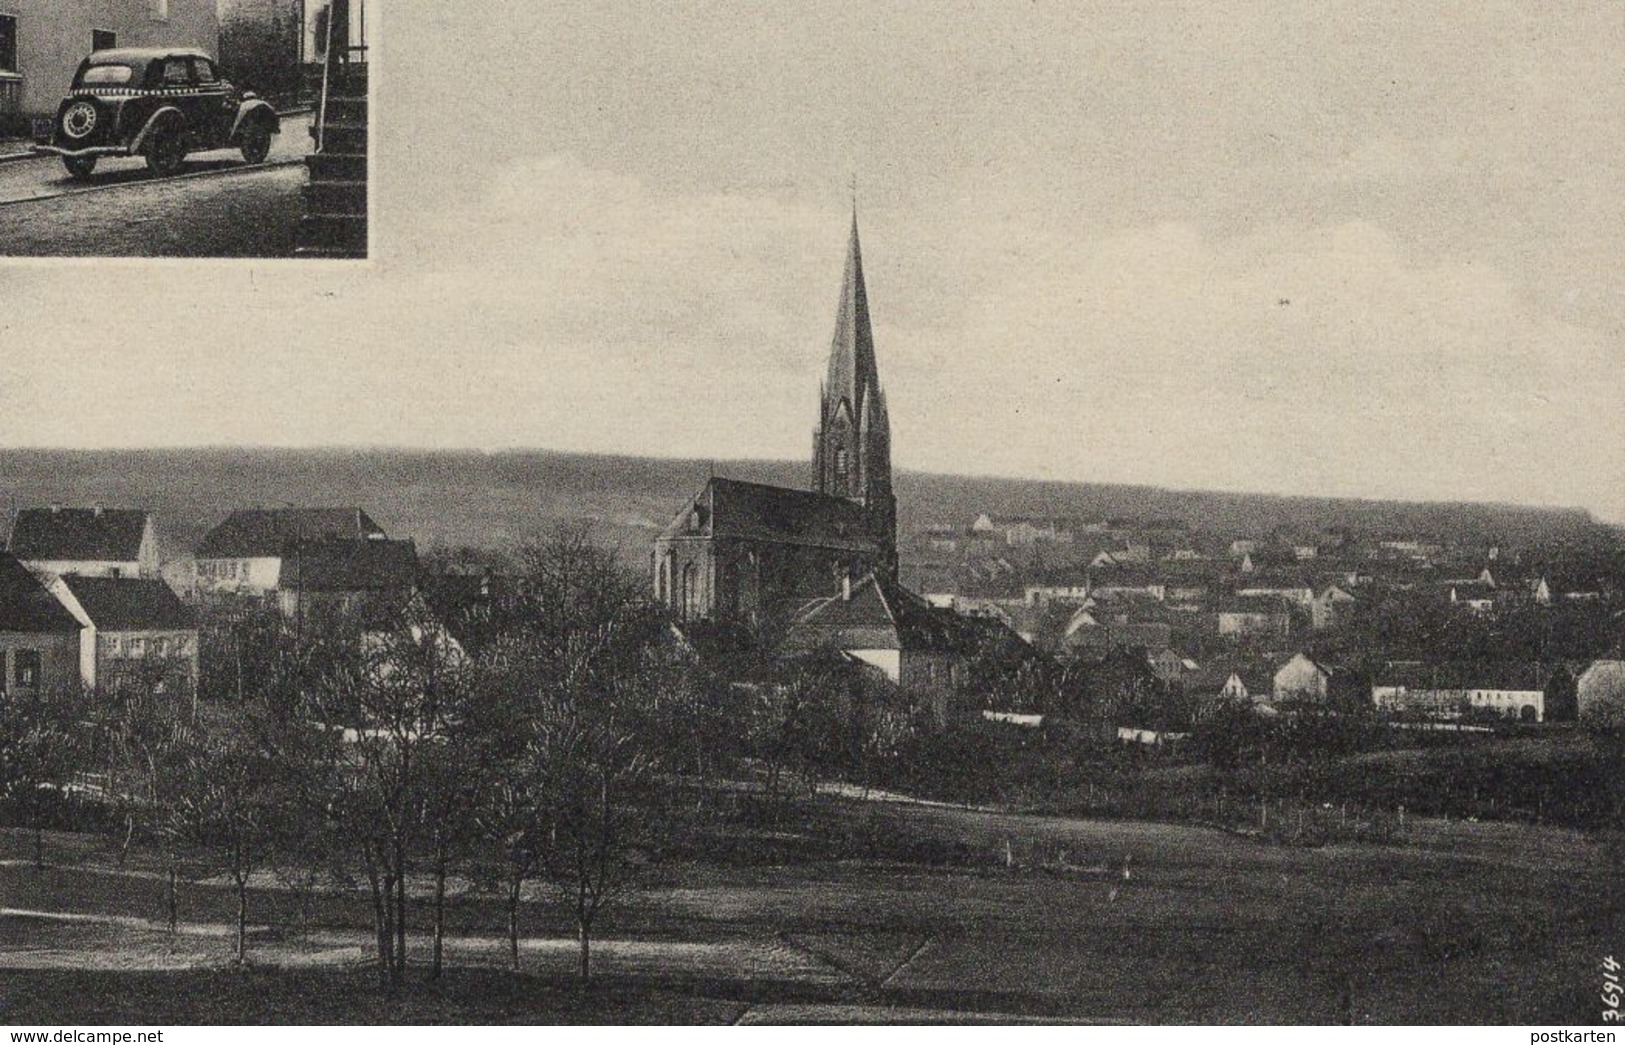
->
[296, 55, 367, 259]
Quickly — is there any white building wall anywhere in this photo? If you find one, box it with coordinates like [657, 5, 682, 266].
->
[846, 648, 900, 682]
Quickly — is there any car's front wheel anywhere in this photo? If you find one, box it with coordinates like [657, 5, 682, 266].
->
[240, 122, 272, 165]
[62, 156, 96, 180]
[145, 125, 186, 178]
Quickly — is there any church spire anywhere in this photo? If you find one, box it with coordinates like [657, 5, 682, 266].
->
[812, 208, 896, 573]
[823, 209, 881, 414]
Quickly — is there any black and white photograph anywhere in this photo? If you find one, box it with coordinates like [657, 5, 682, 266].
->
[0, 0, 366, 258]
[0, 0, 1621, 1031]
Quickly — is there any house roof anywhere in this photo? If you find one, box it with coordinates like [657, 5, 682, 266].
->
[1280, 652, 1337, 678]
[1065, 621, 1172, 654]
[661, 478, 881, 553]
[0, 553, 80, 633]
[60, 576, 194, 631]
[784, 572, 1008, 656]
[198, 508, 385, 558]
[1215, 596, 1291, 615]
[8, 507, 148, 563]
[278, 538, 419, 593]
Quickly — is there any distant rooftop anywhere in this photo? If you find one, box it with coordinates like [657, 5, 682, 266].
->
[198, 508, 385, 558]
[8, 507, 148, 563]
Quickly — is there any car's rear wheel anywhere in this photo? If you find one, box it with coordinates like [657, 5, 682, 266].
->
[240, 122, 272, 165]
[145, 125, 186, 178]
[62, 156, 96, 180]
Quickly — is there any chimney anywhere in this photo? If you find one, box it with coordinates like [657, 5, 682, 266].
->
[50, 503, 61, 514]
[842, 573, 852, 601]
[93, 505, 103, 517]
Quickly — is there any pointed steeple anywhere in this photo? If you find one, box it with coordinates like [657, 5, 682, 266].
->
[824, 211, 881, 412]
[811, 207, 896, 575]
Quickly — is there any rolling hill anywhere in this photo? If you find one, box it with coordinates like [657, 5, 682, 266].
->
[0, 447, 1604, 563]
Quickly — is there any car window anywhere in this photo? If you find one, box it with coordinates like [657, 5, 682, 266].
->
[79, 64, 135, 86]
[161, 58, 190, 87]
[192, 58, 217, 85]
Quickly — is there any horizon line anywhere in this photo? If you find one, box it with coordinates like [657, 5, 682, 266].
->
[0, 443, 1604, 524]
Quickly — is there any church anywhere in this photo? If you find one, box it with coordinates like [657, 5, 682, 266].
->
[653, 212, 898, 630]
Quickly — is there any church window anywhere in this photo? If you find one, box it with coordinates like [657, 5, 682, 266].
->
[835, 447, 849, 483]
[681, 563, 701, 621]
[657, 552, 673, 604]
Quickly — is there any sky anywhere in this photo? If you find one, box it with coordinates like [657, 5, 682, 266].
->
[3, 1, 1623, 520]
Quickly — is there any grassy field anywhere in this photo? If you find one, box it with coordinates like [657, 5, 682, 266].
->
[0, 797, 1616, 1025]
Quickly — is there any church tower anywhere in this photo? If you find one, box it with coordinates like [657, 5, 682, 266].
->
[812, 211, 897, 573]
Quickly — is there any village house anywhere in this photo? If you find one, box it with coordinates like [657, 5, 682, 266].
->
[780, 571, 1028, 727]
[0, 0, 219, 130]
[1310, 584, 1357, 629]
[1023, 583, 1092, 606]
[1371, 662, 1550, 722]
[7, 506, 160, 580]
[1148, 648, 1198, 684]
[1447, 581, 1497, 614]
[275, 536, 420, 625]
[1271, 652, 1363, 708]
[193, 507, 387, 597]
[0, 552, 81, 700]
[47, 574, 197, 695]
[1236, 580, 1315, 610]
[1065, 620, 1174, 658]
[1214, 597, 1291, 639]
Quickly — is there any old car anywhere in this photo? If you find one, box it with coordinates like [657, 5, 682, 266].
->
[32, 48, 279, 180]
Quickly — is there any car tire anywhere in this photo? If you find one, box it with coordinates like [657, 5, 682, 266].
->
[240, 122, 272, 165]
[145, 124, 186, 178]
[62, 156, 96, 180]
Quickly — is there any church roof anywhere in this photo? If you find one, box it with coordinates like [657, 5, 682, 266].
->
[662, 478, 882, 553]
[9, 507, 148, 563]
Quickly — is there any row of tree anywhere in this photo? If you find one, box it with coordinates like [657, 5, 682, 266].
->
[2, 530, 988, 985]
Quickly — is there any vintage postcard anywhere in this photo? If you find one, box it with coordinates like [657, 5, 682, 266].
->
[0, 0, 1619, 1032]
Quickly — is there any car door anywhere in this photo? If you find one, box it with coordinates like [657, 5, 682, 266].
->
[156, 55, 200, 141]
[190, 57, 235, 148]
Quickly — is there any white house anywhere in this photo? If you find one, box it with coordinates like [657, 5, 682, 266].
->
[46, 574, 197, 693]
[7, 506, 160, 580]
[193, 507, 386, 596]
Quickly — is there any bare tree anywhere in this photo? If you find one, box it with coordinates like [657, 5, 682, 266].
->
[535, 692, 664, 983]
[169, 717, 284, 965]
[94, 684, 198, 932]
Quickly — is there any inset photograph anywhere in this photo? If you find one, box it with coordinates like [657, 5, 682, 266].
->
[0, 0, 367, 258]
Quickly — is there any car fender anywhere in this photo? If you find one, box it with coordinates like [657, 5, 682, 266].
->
[128, 106, 187, 155]
[229, 99, 280, 143]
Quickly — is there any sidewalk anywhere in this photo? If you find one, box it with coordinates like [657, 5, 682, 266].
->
[0, 134, 36, 164]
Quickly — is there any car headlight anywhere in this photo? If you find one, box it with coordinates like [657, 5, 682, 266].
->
[62, 101, 98, 140]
